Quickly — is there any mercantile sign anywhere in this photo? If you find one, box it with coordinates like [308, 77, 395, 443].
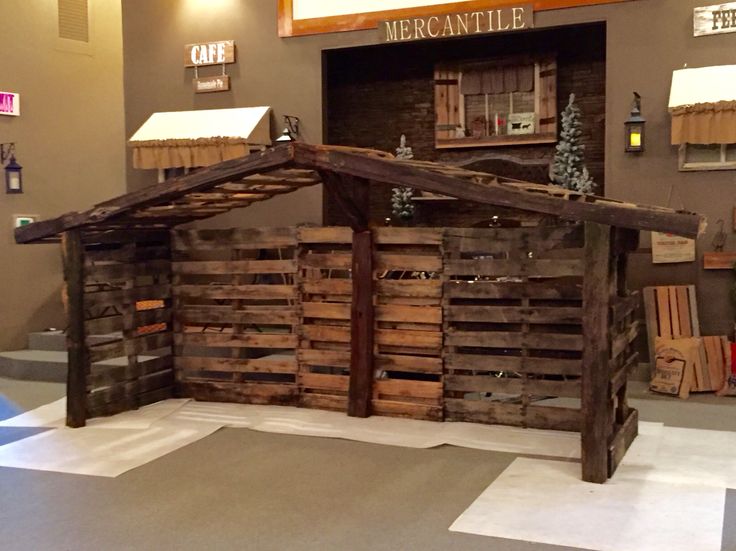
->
[379, 5, 533, 43]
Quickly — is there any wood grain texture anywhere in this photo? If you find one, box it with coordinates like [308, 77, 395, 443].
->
[581, 222, 612, 483]
[63, 230, 88, 428]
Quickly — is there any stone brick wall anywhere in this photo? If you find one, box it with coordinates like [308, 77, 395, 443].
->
[324, 23, 605, 227]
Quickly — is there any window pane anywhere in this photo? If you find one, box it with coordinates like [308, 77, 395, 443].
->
[725, 144, 736, 162]
[511, 91, 535, 113]
[685, 144, 721, 163]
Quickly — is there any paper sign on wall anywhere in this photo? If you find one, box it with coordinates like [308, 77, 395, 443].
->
[652, 231, 696, 264]
[0, 91, 20, 116]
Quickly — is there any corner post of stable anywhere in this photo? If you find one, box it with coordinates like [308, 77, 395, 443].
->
[62, 229, 88, 428]
[320, 171, 374, 418]
[581, 222, 612, 483]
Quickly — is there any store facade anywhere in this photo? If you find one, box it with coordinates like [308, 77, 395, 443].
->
[122, 0, 736, 340]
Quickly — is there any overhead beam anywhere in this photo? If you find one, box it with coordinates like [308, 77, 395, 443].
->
[15, 145, 296, 244]
[294, 144, 704, 238]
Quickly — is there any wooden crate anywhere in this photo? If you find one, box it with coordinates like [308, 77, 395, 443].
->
[172, 227, 299, 406]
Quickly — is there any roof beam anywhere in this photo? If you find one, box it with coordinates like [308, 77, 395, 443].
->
[294, 144, 704, 238]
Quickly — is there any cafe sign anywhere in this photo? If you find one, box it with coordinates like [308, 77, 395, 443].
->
[184, 40, 235, 67]
[694, 2, 736, 36]
[379, 5, 534, 43]
[0, 91, 20, 117]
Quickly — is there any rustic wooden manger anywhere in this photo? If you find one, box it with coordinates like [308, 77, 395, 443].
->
[15, 143, 704, 483]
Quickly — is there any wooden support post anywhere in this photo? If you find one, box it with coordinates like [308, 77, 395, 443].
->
[348, 230, 375, 418]
[581, 222, 612, 483]
[320, 172, 375, 417]
[62, 230, 88, 428]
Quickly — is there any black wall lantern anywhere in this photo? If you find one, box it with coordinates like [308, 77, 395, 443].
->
[1, 142, 23, 193]
[624, 92, 646, 153]
[275, 115, 300, 143]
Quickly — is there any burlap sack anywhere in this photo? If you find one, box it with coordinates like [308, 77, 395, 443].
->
[651, 336, 699, 399]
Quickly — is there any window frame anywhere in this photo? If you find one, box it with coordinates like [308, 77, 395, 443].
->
[678, 143, 736, 172]
[434, 54, 557, 150]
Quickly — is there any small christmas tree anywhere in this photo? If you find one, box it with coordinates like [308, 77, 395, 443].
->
[391, 135, 416, 222]
[550, 94, 595, 194]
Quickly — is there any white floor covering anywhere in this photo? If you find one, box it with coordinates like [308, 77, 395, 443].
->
[1, 398, 731, 550]
[0, 398, 581, 478]
[450, 421, 730, 551]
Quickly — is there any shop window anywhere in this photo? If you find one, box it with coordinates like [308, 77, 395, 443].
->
[434, 55, 557, 149]
[678, 143, 736, 171]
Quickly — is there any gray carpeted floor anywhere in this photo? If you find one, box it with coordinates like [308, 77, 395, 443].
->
[0, 376, 733, 551]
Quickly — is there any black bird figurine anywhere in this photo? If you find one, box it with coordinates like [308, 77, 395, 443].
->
[712, 219, 727, 252]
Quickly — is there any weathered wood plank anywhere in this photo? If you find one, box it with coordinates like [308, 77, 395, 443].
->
[445, 259, 583, 278]
[172, 227, 297, 251]
[349, 230, 374, 418]
[444, 281, 582, 300]
[177, 306, 297, 325]
[525, 405, 581, 432]
[63, 230, 88, 428]
[175, 355, 297, 374]
[444, 399, 524, 426]
[581, 222, 612, 483]
[446, 306, 583, 324]
[173, 284, 297, 300]
[608, 408, 638, 478]
[179, 381, 298, 406]
[301, 279, 352, 296]
[374, 379, 442, 400]
[297, 226, 353, 244]
[375, 353, 443, 374]
[376, 280, 442, 298]
[446, 331, 583, 351]
[172, 259, 297, 275]
[375, 253, 442, 273]
[175, 332, 298, 349]
[445, 353, 582, 376]
[373, 227, 443, 245]
[293, 144, 704, 238]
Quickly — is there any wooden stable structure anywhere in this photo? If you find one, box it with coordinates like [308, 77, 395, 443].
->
[15, 143, 704, 483]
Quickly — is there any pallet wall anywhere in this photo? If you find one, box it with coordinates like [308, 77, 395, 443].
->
[171, 228, 299, 405]
[442, 224, 585, 431]
[80, 231, 175, 418]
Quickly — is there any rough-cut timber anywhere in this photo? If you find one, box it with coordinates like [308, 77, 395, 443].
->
[62, 230, 88, 428]
[16, 144, 704, 245]
[581, 222, 612, 483]
[17, 143, 705, 485]
[348, 230, 374, 417]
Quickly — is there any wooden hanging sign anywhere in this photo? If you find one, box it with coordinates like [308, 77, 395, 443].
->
[193, 75, 231, 93]
[185, 40, 235, 67]
[694, 2, 736, 36]
[379, 5, 533, 43]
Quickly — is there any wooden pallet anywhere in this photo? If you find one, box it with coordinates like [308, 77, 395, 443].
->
[642, 286, 699, 365]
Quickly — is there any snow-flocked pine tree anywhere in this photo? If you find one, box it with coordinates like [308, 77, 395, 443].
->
[391, 134, 416, 221]
[550, 94, 595, 195]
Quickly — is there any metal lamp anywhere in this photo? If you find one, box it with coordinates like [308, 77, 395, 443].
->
[275, 115, 300, 142]
[624, 92, 646, 153]
[1, 143, 22, 193]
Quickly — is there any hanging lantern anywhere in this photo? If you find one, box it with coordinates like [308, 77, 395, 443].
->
[625, 92, 646, 153]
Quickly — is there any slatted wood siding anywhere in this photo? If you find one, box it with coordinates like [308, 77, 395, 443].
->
[172, 228, 299, 405]
[82, 231, 175, 417]
[442, 222, 585, 431]
[372, 228, 444, 421]
[297, 227, 354, 411]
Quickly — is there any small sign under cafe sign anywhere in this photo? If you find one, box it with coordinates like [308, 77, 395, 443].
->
[379, 4, 534, 43]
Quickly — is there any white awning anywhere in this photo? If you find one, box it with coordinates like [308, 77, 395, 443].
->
[129, 106, 272, 169]
[669, 66, 736, 145]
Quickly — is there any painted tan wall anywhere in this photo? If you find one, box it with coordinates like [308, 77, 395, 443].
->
[0, 0, 125, 351]
[122, 0, 736, 336]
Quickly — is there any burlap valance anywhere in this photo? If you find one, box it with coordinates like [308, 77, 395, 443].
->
[670, 101, 736, 145]
[130, 137, 254, 169]
[460, 64, 534, 96]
